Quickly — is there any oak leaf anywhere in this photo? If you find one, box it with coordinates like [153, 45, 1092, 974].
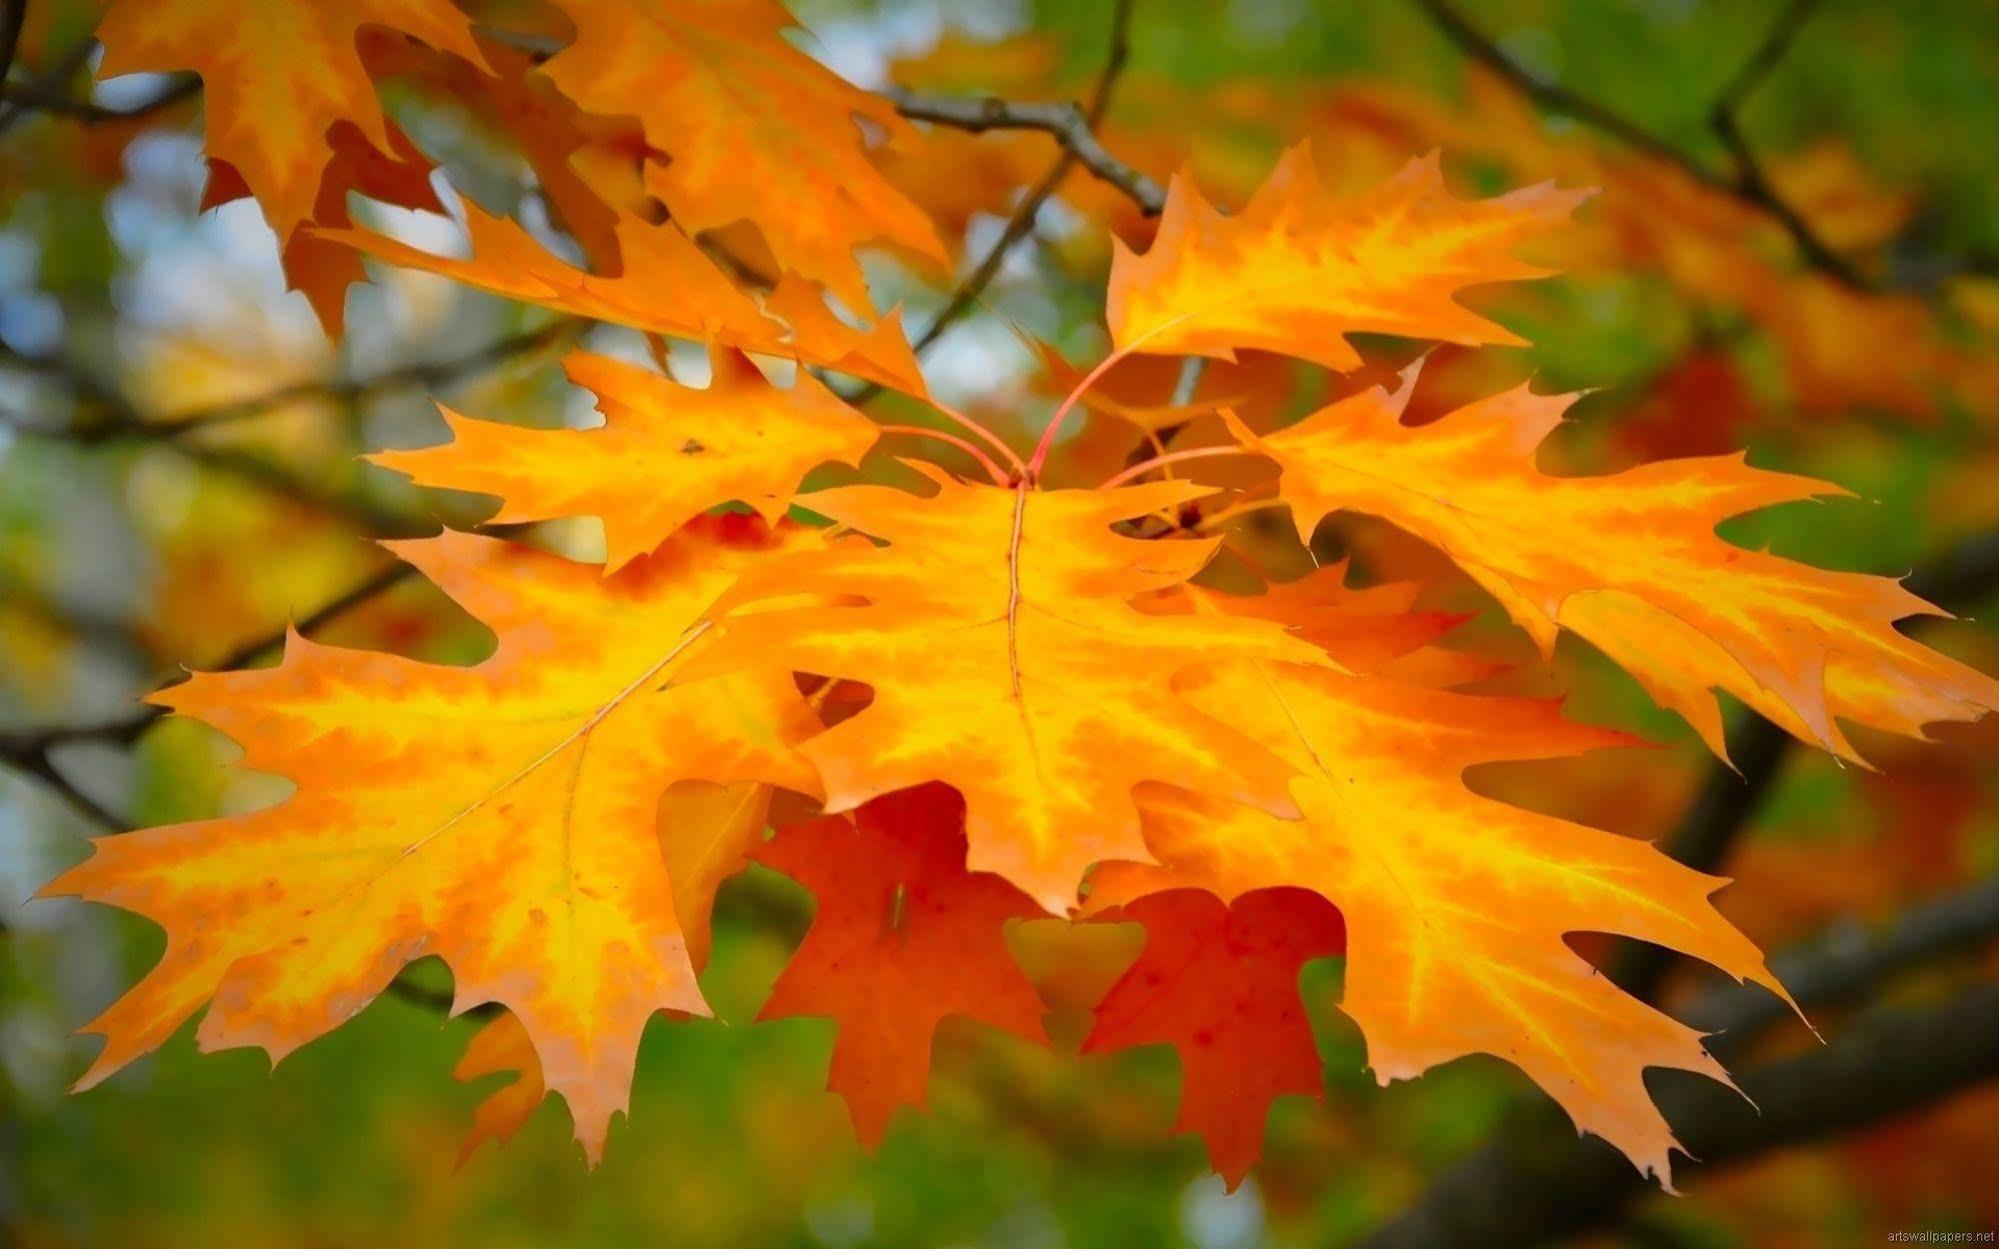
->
[1083, 887, 1346, 1187]
[1090, 662, 1786, 1184]
[695, 466, 1329, 911]
[44, 520, 822, 1162]
[202, 116, 443, 334]
[94, 0, 485, 246]
[1106, 145, 1585, 370]
[370, 36, 651, 273]
[374, 349, 878, 570]
[453, 1012, 548, 1164]
[318, 204, 927, 395]
[1223, 371, 1999, 759]
[538, 0, 946, 314]
[755, 785, 1047, 1145]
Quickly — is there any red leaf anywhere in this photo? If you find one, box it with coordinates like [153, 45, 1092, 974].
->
[756, 784, 1048, 1145]
[1084, 886, 1346, 1187]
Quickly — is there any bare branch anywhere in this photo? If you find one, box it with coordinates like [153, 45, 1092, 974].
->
[0, 73, 199, 125]
[1356, 977, 1999, 1249]
[903, 0, 1155, 352]
[3, 318, 582, 445]
[1611, 526, 1999, 1000]
[889, 88, 1165, 220]
[1365, 869, 1999, 1249]
[840, 0, 1153, 406]
[0, 556, 424, 842]
[1687, 872, 1999, 1042]
[0, 0, 28, 101]
[1408, 0, 1958, 294]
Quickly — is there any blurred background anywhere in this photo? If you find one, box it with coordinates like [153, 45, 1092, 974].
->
[2, 0, 1997, 1245]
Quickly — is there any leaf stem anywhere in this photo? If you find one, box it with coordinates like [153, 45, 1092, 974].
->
[922, 396, 1028, 479]
[875, 424, 1011, 486]
[1027, 314, 1198, 482]
[1097, 445, 1257, 490]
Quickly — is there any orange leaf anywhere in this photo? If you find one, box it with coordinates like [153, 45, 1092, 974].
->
[1189, 561, 1471, 675]
[43, 519, 822, 1163]
[371, 35, 650, 273]
[1225, 369, 1999, 760]
[1091, 662, 1785, 1185]
[94, 0, 485, 244]
[200, 116, 442, 334]
[374, 349, 878, 570]
[316, 203, 927, 396]
[755, 784, 1046, 1145]
[1106, 146, 1585, 370]
[694, 467, 1328, 911]
[537, 0, 946, 314]
[1083, 887, 1346, 1188]
[453, 1011, 547, 1165]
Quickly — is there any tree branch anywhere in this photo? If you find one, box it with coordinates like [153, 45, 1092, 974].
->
[0, 561, 418, 824]
[0, 0, 28, 99]
[0, 72, 199, 125]
[835, 1, 1153, 407]
[1686, 872, 1999, 1044]
[1611, 526, 1999, 999]
[900, 0, 1142, 360]
[1364, 869, 1999, 1248]
[1356, 977, 1999, 1249]
[2, 319, 580, 445]
[1408, 0, 1954, 293]
[889, 86, 1166, 221]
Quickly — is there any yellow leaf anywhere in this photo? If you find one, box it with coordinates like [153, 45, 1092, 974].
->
[44, 520, 821, 1162]
[374, 349, 878, 570]
[94, 0, 485, 243]
[316, 203, 927, 396]
[1225, 370, 1999, 760]
[1091, 662, 1786, 1185]
[1107, 145, 1585, 370]
[538, 0, 947, 313]
[691, 466, 1328, 911]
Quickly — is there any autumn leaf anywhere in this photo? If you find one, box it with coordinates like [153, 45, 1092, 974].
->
[1222, 369, 1999, 759]
[1106, 145, 1586, 370]
[1090, 662, 1786, 1184]
[536, 0, 946, 314]
[453, 776, 779, 1165]
[94, 0, 486, 246]
[317, 203, 928, 396]
[373, 349, 878, 570]
[1083, 887, 1346, 1187]
[369, 35, 651, 273]
[1180, 561, 1471, 675]
[453, 1011, 547, 1165]
[42, 519, 823, 1162]
[202, 116, 443, 334]
[693, 465, 1329, 911]
[755, 784, 1047, 1144]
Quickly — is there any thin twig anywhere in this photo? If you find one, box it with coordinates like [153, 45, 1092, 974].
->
[0, 561, 419, 820]
[0, 73, 199, 125]
[4, 319, 581, 445]
[1097, 444, 1249, 489]
[889, 87, 1165, 224]
[900, 0, 1156, 359]
[0, 0, 29, 98]
[1408, 0, 1923, 293]
[840, 0, 1151, 413]
[1356, 980, 1999, 1249]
